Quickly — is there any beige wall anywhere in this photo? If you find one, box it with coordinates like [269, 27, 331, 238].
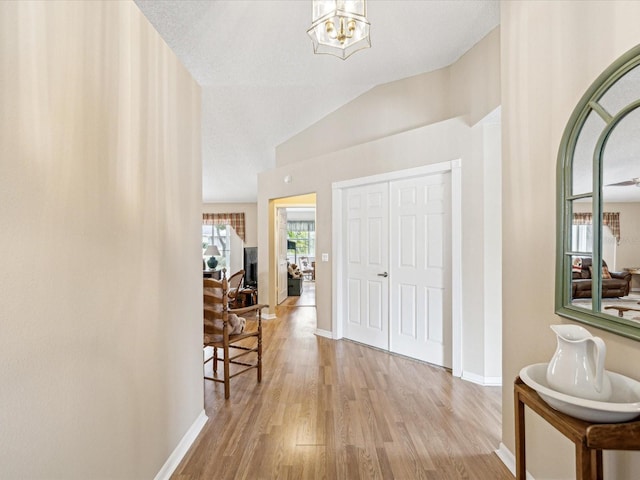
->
[276, 28, 500, 166]
[501, 1, 640, 478]
[605, 203, 640, 272]
[0, 2, 202, 478]
[258, 27, 502, 382]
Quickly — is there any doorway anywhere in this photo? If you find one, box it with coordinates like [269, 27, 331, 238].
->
[271, 194, 317, 308]
[332, 161, 462, 375]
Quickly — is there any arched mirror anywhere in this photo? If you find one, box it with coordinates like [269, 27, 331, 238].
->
[557, 44, 640, 339]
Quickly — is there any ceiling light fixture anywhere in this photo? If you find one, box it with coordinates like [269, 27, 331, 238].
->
[307, 0, 371, 60]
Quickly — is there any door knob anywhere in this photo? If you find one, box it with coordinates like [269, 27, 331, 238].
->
[377, 272, 388, 278]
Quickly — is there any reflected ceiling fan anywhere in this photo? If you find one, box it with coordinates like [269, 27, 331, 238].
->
[606, 177, 640, 187]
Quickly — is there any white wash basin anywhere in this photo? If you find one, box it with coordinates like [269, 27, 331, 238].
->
[520, 363, 640, 423]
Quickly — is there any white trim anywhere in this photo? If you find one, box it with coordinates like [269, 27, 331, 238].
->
[461, 371, 502, 386]
[331, 186, 344, 339]
[153, 409, 208, 480]
[482, 376, 502, 386]
[451, 159, 462, 377]
[495, 443, 535, 480]
[314, 328, 334, 339]
[333, 161, 455, 189]
[263, 313, 277, 320]
[331, 160, 463, 372]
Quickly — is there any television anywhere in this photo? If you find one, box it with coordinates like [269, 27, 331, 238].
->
[244, 247, 258, 288]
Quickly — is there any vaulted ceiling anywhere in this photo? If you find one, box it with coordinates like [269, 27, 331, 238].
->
[135, 0, 500, 202]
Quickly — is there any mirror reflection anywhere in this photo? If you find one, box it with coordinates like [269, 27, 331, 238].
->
[598, 108, 640, 320]
[559, 44, 640, 338]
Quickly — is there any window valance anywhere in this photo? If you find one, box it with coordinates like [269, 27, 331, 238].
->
[287, 221, 315, 232]
[572, 212, 620, 244]
[203, 213, 245, 242]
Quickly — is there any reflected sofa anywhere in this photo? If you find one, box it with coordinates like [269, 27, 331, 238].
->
[572, 257, 632, 298]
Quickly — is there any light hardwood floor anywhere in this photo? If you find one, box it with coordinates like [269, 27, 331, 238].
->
[173, 304, 513, 479]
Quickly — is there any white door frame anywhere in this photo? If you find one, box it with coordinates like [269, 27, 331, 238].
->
[332, 160, 463, 377]
[276, 207, 289, 305]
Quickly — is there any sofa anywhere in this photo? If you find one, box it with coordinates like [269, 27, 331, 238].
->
[572, 257, 631, 298]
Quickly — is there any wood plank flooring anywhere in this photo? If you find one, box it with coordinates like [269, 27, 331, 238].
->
[173, 305, 513, 479]
[280, 280, 316, 307]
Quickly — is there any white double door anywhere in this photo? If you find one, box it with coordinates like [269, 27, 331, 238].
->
[343, 173, 452, 367]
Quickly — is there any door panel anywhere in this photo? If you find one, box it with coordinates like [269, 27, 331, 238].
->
[344, 183, 389, 350]
[399, 284, 417, 336]
[390, 173, 452, 367]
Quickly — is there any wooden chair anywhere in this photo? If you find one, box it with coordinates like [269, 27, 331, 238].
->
[299, 257, 315, 281]
[227, 269, 257, 308]
[203, 273, 267, 399]
[226, 269, 245, 308]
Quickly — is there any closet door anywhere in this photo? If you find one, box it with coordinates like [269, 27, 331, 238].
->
[343, 183, 389, 349]
[389, 173, 452, 367]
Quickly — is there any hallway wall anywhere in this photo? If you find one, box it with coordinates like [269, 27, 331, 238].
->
[501, 1, 640, 477]
[0, 2, 202, 478]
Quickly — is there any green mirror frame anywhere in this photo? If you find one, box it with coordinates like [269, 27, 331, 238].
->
[556, 44, 640, 340]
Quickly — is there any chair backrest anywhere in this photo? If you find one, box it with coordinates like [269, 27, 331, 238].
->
[204, 276, 228, 335]
[227, 269, 245, 300]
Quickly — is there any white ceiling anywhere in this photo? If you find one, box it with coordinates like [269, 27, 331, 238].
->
[134, 0, 500, 202]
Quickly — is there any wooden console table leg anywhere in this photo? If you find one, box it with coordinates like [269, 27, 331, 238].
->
[592, 449, 603, 480]
[575, 442, 593, 480]
[515, 389, 527, 479]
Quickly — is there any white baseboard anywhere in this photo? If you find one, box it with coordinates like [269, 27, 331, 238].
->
[461, 370, 502, 386]
[314, 328, 333, 339]
[263, 312, 277, 319]
[154, 409, 208, 480]
[495, 442, 535, 480]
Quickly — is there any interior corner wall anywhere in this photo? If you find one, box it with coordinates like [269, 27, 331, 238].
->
[461, 117, 503, 385]
[482, 120, 502, 382]
[501, 1, 640, 478]
[450, 28, 502, 126]
[0, 2, 202, 478]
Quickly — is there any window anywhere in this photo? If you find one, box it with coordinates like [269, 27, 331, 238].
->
[202, 224, 231, 269]
[571, 224, 593, 253]
[287, 221, 315, 263]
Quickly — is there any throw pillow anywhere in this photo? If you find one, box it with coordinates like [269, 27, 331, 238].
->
[572, 257, 583, 274]
[588, 265, 612, 279]
[227, 313, 246, 335]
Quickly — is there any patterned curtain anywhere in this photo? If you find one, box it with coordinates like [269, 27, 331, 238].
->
[602, 212, 620, 244]
[572, 212, 620, 243]
[572, 212, 592, 225]
[203, 213, 245, 242]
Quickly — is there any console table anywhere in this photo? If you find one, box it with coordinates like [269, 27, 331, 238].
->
[514, 376, 640, 480]
[203, 269, 221, 280]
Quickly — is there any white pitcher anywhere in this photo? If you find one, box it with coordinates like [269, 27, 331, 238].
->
[546, 324, 612, 401]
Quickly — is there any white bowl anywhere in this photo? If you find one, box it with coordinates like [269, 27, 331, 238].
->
[520, 363, 640, 423]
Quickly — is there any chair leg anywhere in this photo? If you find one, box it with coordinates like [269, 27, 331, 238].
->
[213, 346, 218, 373]
[257, 325, 262, 383]
[223, 346, 230, 399]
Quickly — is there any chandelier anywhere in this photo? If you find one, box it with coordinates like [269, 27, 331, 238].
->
[306, 0, 371, 60]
